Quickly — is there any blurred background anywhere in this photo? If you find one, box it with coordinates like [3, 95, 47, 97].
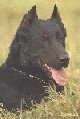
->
[0, 0, 80, 83]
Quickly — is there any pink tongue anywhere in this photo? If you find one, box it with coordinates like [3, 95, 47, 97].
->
[51, 68, 68, 86]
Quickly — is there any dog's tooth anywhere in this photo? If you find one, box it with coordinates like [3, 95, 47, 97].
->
[45, 64, 50, 70]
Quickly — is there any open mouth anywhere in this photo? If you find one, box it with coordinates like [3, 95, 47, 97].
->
[45, 64, 68, 86]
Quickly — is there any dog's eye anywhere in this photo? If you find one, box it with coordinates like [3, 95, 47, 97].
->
[41, 34, 49, 41]
[56, 31, 65, 47]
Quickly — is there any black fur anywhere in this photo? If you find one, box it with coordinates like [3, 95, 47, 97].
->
[0, 5, 69, 110]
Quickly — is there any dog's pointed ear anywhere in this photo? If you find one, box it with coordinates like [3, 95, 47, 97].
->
[51, 4, 67, 37]
[51, 4, 61, 23]
[20, 5, 38, 29]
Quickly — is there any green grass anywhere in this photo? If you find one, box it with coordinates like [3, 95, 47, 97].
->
[0, 0, 80, 118]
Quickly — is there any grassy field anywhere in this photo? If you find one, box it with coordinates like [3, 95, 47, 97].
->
[0, 0, 80, 119]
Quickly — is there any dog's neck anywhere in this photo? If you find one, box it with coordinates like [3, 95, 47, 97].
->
[11, 67, 36, 78]
[4, 62, 51, 82]
[11, 67, 48, 84]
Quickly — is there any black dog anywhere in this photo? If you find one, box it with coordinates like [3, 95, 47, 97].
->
[0, 5, 69, 110]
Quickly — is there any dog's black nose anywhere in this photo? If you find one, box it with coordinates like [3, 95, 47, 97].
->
[59, 56, 69, 62]
[59, 55, 70, 67]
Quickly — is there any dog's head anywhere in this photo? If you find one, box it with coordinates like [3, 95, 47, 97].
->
[11, 5, 70, 86]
